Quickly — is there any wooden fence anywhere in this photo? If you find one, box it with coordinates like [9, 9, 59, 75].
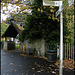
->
[63, 43, 74, 60]
[45, 43, 74, 61]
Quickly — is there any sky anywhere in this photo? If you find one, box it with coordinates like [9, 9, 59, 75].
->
[1, 3, 20, 22]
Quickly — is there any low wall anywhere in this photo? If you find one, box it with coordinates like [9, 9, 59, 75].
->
[24, 39, 46, 57]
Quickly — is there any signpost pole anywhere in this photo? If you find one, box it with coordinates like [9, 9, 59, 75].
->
[60, 6, 63, 75]
[43, 0, 63, 75]
[56, 1, 63, 75]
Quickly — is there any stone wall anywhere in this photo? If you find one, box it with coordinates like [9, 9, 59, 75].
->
[24, 39, 46, 57]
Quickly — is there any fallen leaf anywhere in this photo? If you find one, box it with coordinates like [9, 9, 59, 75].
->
[37, 71, 41, 73]
[52, 71, 56, 74]
[43, 57, 48, 60]
[37, 65, 40, 67]
[34, 62, 40, 67]
[48, 67, 51, 69]
[40, 69, 44, 71]
[32, 68, 35, 70]
[55, 60, 74, 69]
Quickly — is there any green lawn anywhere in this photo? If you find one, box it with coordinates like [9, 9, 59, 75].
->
[15, 44, 20, 49]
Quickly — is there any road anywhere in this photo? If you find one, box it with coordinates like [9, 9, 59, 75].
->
[1, 49, 74, 75]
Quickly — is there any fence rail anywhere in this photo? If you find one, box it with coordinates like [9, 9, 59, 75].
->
[63, 43, 74, 60]
[45, 43, 74, 61]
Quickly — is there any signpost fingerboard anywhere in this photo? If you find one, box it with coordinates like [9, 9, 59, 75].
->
[43, 0, 62, 6]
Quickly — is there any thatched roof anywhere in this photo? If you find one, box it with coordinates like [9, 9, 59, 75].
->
[2, 22, 24, 38]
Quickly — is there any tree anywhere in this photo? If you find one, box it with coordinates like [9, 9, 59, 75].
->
[6, 12, 27, 27]
[1, 23, 8, 37]
[1, 0, 33, 25]
[19, 0, 60, 43]
[63, 4, 74, 44]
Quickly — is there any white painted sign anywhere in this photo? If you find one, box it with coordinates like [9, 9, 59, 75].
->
[56, 10, 61, 17]
[55, 5, 62, 17]
[43, 0, 62, 6]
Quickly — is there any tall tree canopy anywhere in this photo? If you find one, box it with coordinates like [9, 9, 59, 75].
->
[19, 0, 60, 43]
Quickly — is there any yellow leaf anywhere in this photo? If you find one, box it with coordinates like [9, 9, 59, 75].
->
[41, 9, 43, 13]
[52, 14, 55, 20]
[50, 6, 54, 9]
[44, 6, 46, 9]
[16, 3, 20, 6]
[52, 18, 55, 20]
[57, 19, 59, 22]
[55, 18, 58, 20]
[37, 8, 40, 12]
[48, 16, 51, 19]
[50, 9, 54, 13]
[32, 68, 35, 70]
[20, 5, 23, 7]
[3, 10, 5, 13]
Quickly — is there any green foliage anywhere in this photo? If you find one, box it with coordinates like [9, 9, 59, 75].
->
[63, 4, 74, 44]
[1, 23, 8, 48]
[15, 44, 20, 49]
[33, 0, 43, 8]
[1, 23, 8, 36]
[0, 38, 5, 49]
[19, 0, 60, 43]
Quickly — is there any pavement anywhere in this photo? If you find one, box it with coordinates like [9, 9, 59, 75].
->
[1, 49, 74, 75]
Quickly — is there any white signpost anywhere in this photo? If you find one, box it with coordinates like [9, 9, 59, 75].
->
[55, 3, 62, 17]
[43, 0, 62, 6]
[43, 0, 63, 75]
[56, 0, 74, 17]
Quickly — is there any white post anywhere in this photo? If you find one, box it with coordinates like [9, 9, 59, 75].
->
[60, 1, 63, 75]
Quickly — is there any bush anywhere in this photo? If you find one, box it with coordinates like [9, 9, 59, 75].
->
[0, 40, 4, 49]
